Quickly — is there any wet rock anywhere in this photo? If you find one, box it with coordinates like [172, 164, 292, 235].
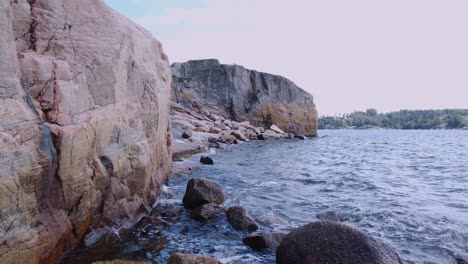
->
[276, 221, 403, 264]
[270, 124, 285, 134]
[168, 253, 221, 264]
[182, 178, 226, 209]
[294, 134, 307, 140]
[160, 207, 185, 219]
[190, 203, 225, 221]
[226, 206, 259, 232]
[200, 156, 214, 165]
[243, 233, 287, 251]
[182, 130, 193, 139]
[457, 253, 468, 264]
[257, 134, 266, 140]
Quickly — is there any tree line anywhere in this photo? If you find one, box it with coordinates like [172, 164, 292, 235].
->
[319, 109, 468, 129]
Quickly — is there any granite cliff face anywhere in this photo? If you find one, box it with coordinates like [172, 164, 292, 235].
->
[171, 59, 318, 137]
[0, 1, 172, 263]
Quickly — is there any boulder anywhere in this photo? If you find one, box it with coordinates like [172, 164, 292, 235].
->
[257, 134, 266, 140]
[231, 130, 247, 141]
[168, 253, 221, 264]
[226, 206, 258, 232]
[200, 156, 214, 165]
[457, 253, 468, 264]
[222, 120, 233, 128]
[182, 178, 226, 209]
[270, 124, 285, 134]
[243, 233, 287, 251]
[192, 120, 207, 128]
[220, 134, 237, 144]
[276, 221, 403, 264]
[214, 122, 230, 131]
[294, 134, 307, 140]
[182, 130, 193, 139]
[239, 121, 251, 127]
[190, 203, 225, 221]
[195, 126, 210, 133]
[200, 108, 210, 117]
[209, 127, 222, 134]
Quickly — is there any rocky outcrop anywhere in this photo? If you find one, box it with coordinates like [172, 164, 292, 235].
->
[226, 206, 258, 232]
[276, 221, 403, 264]
[0, 1, 172, 263]
[182, 178, 226, 210]
[171, 59, 318, 137]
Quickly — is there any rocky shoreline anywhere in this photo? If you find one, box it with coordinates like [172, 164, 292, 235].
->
[171, 101, 307, 162]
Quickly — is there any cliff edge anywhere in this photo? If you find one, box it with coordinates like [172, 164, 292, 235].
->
[171, 59, 318, 137]
[0, 0, 172, 263]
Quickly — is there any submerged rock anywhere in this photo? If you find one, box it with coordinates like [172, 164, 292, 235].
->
[257, 213, 287, 226]
[168, 253, 221, 264]
[182, 178, 226, 209]
[315, 211, 344, 222]
[243, 233, 287, 251]
[226, 206, 259, 232]
[200, 156, 214, 165]
[190, 203, 225, 221]
[276, 221, 403, 264]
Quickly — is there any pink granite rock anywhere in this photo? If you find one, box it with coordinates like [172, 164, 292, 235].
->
[0, 1, 172, 263]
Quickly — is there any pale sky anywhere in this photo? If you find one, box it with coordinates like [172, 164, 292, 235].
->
[105, 0, 468, 116]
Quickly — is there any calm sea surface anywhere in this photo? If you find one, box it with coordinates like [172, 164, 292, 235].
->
[67, 130, 468, 263]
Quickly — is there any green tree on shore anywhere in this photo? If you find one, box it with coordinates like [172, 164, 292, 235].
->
[318, 109, 468, 130]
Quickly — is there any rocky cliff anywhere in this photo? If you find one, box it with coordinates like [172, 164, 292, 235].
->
[171, 59, 318, 136]
[0, 1, 172, 263]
